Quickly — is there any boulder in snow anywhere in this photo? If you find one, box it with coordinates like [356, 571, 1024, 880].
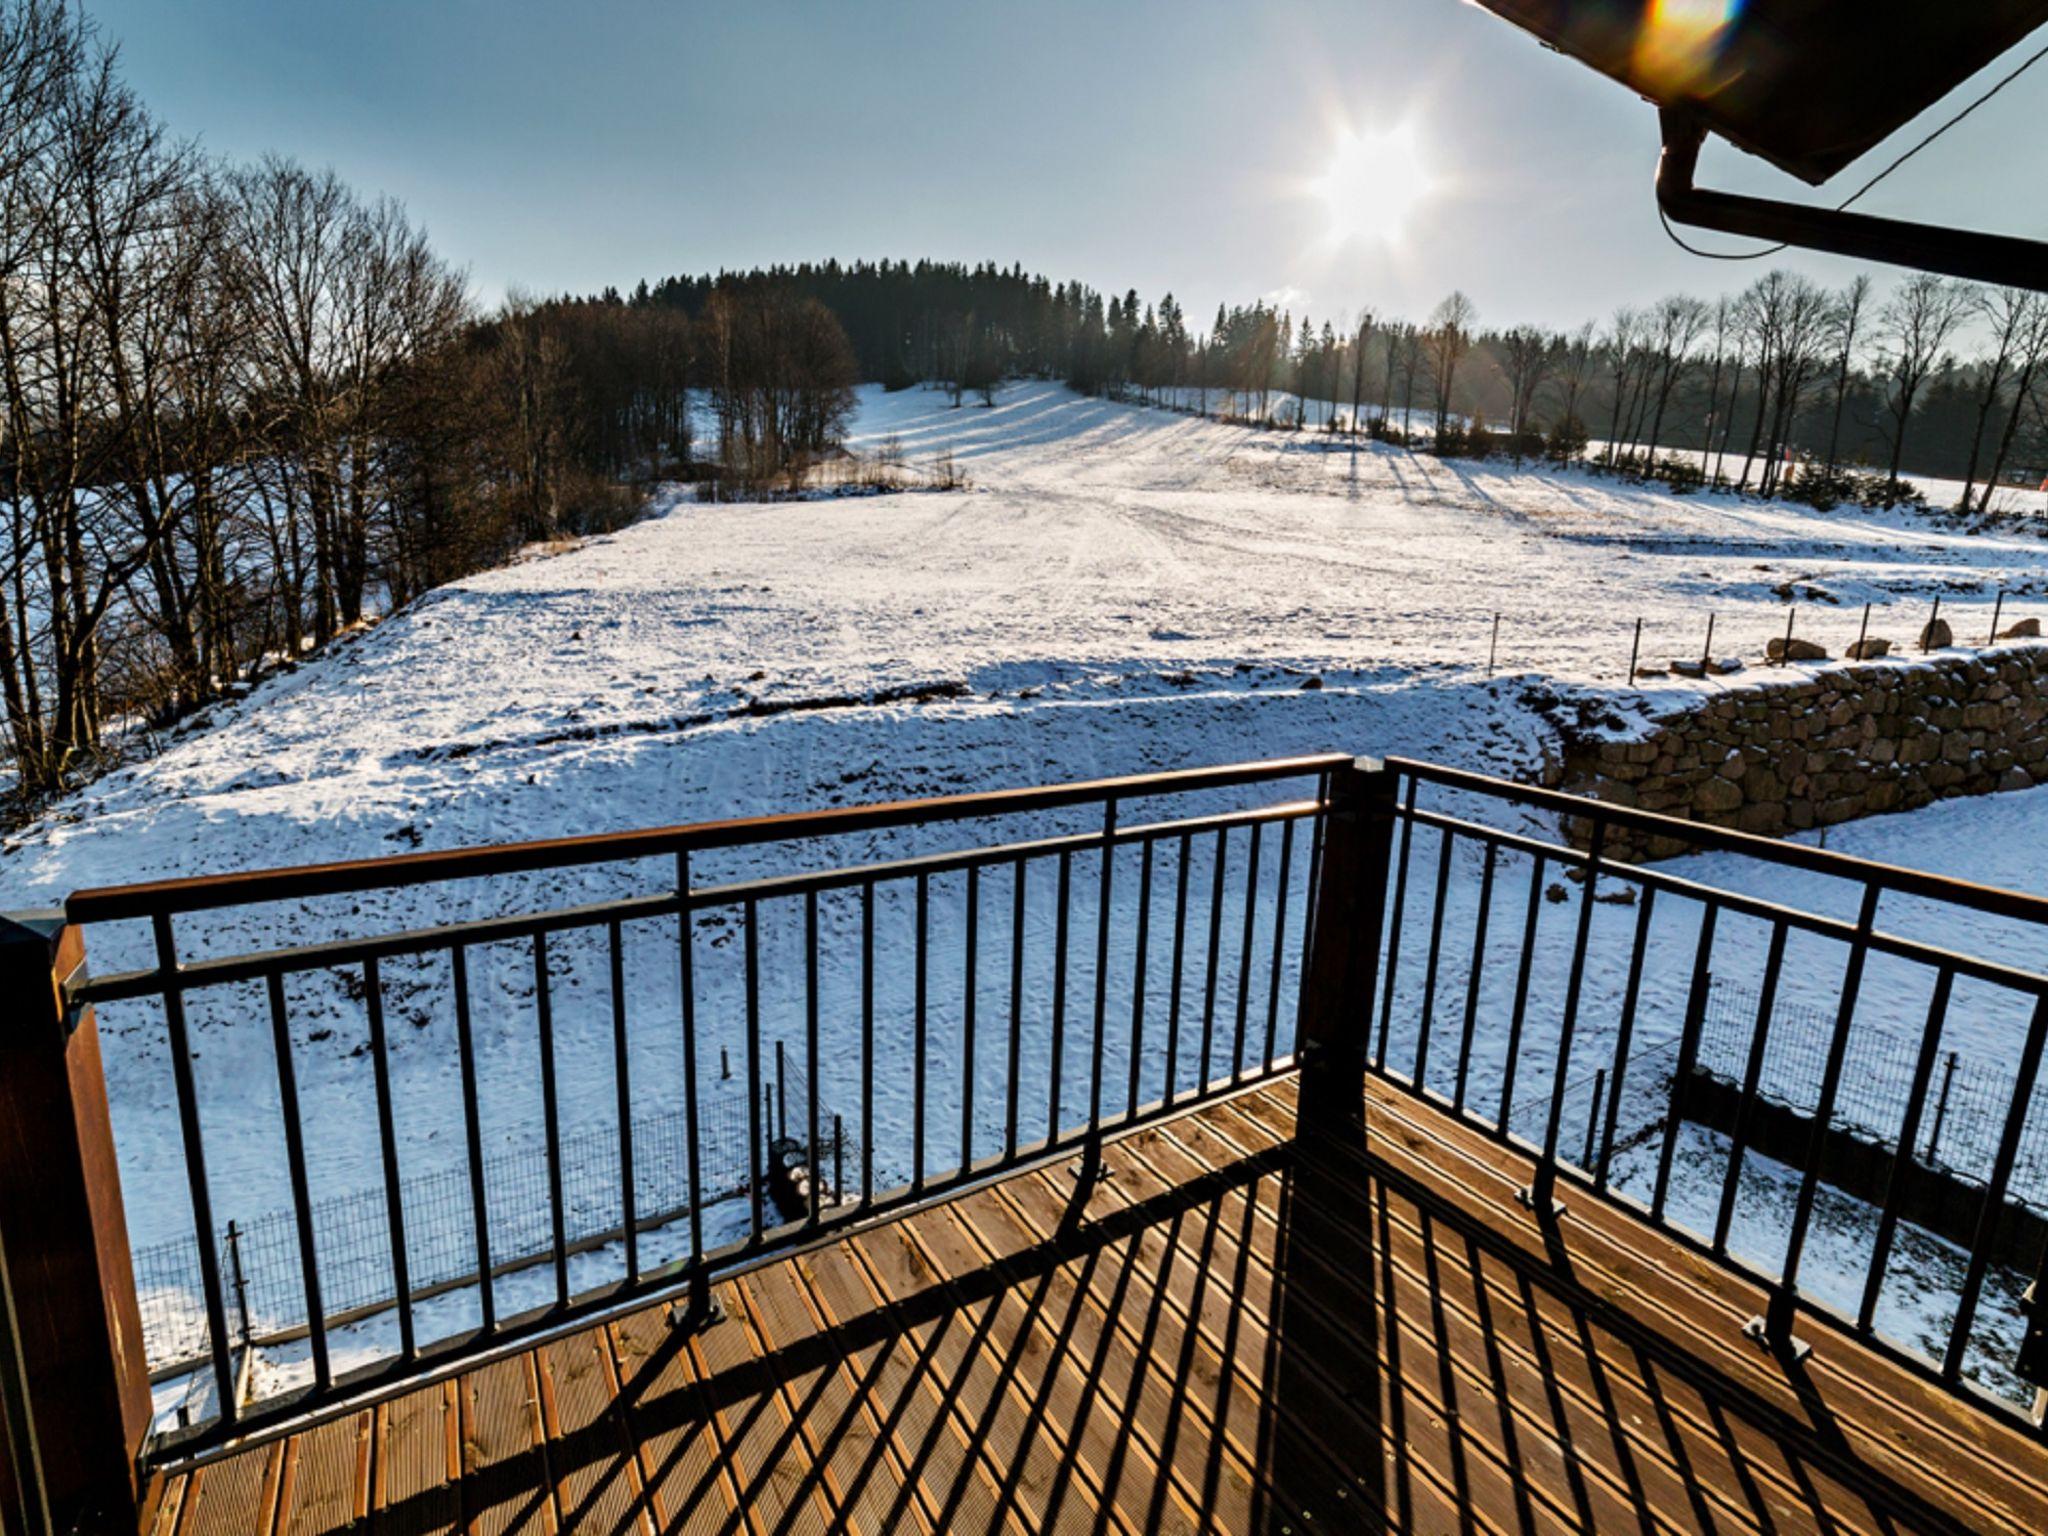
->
[1766, 635, 1827, 662]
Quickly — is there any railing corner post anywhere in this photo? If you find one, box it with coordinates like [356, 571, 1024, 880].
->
[1297, 758, 1398, 1128]
[0, 911, 155, 1533]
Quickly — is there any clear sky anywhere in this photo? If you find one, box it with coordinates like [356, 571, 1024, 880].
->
[92, 0, 2048, 332]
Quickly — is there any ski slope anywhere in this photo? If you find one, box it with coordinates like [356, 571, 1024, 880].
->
[5, 380, 2048, 1397]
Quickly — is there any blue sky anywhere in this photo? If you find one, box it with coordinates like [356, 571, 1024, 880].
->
[95, 0, 2048, 330]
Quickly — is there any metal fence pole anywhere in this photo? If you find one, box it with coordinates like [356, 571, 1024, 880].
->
[1925, 1052, 1960, 1164]
[1990, 591, 2005, 647]
[1627, 618, 1643, 683]
[1583, 1069, 1607, 1172]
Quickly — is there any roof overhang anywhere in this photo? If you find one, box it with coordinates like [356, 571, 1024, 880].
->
[1472, 1, 2048, 185]
[1469, 2, 2048, 285]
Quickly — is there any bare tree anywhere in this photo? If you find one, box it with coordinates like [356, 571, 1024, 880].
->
[1641, 295, 1707, 459]
[1495, 324, 1553, 457]
[1821, 274, 1870, 479]
[1425, 290, 1476, 438]
[1956, 287, 2040, 512]
[1876, 271, 1972, 500]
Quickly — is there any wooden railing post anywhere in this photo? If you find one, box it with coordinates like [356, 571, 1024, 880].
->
[1297, 758, 1398, 1125]
[0, 912, 154, 1532]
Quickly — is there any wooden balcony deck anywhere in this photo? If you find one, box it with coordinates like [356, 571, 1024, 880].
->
[147, 1074, 2048, 1535]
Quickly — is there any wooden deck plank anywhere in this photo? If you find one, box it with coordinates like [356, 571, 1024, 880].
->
[983, 1165, 1308, 1533]
[136, 1072, 2048, 1536]
[273, 1409, 371, 1536]
[890, 1197, 1177, 1536]
[1187, 1095, 1902, 1535]
[374, 1379, 460, 1536]
[729, 1257, 917, 1536]
[783, 1243, 961, 1535]
[1258, 1074, 2048, 1535]
[683, 1279, 837, 1536]
[833, 1223, 1035, 1536]
[174, 1440, 280, 1536]
[1126, 1115, 1768, 1535]
[537, 1330, 648, 1535]
[603, 1304, 740, 1534]
[999, 1149, 1584, 1536]
[459, 1353, 554, 1536]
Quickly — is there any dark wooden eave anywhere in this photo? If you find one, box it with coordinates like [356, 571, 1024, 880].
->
[1472, 1, 2048, 185]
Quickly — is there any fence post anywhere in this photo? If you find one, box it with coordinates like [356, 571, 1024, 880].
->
[0, 913, 154, 1532]
[1297, 759, 1399, 1126]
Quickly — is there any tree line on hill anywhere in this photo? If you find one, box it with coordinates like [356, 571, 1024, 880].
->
[631, 258, 2048, 513]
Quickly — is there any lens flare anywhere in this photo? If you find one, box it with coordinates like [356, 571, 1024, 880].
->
[1633, 0, 1743, 96]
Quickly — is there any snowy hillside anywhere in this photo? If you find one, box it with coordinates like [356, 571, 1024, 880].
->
[7, 380, 2048, 1398]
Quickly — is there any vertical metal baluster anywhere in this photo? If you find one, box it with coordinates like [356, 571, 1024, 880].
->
[1770, 883, 1881, 1340]
[860, 877, 875, 1210]
[1652, 901, 1720, 1223]
[1859, 967, 1955, 1333]
[914, 872, 929, 1190]
[1711, 921, 1789, 1255]
[1297, 771, 1330, 1003]
[265, 970, 328, 1389]
[962, 865, 979, 1172]
[1597, 886, 1658, 1192]
[1232, 821, 1264, 1085]
[1413, 827, 1453, 1094]
[1373, 776, 1420, 1069]
[1006, 859, 1025, 1162]
[1453, 842, 1498, 1114]
[153, 913, 236, 1424]
[1533, 820, 1607, 1212]
[1262, 818, 1296, 1076]
[608, 919, 638, 1284]
[1164, 831, 1191, 1109]
[1942, 991, 2048, 1380]
[1496, 854, 1548, 1135]
[1128, 837, 1154, 1120]
[1089, 801, 1118, 1134]
[451, 945, 495, 1335]
[530, 935, 567, 1309]
[1050, 851, 1072, 1142]
[806, 889, 821, 1227]
[744, 898, 764, 1243]
[363, 955, 417, 1355]
[1199, 828, 1229, 1095]
[677, 853, 708, 1317]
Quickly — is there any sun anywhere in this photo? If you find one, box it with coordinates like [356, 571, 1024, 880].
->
[1312, 123, 1435, 247]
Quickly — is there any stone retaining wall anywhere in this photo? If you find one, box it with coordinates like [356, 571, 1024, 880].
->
[1567, 645, 2048, 859]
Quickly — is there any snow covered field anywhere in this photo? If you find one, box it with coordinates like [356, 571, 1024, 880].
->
[6, 380, 2048, 1404]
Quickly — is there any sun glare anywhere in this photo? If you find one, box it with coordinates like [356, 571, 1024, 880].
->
[1313, 123, 1435, 247]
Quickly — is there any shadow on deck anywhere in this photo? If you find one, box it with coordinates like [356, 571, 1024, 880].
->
[151, 1074, 2048, 1534]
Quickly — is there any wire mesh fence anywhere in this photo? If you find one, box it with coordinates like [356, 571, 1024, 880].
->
[130, 1049, 855, 1379]
[1692, 980, 2048, 1210]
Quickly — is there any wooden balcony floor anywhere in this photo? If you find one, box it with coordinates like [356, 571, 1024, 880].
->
[150, 1074, 2048, 1535]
